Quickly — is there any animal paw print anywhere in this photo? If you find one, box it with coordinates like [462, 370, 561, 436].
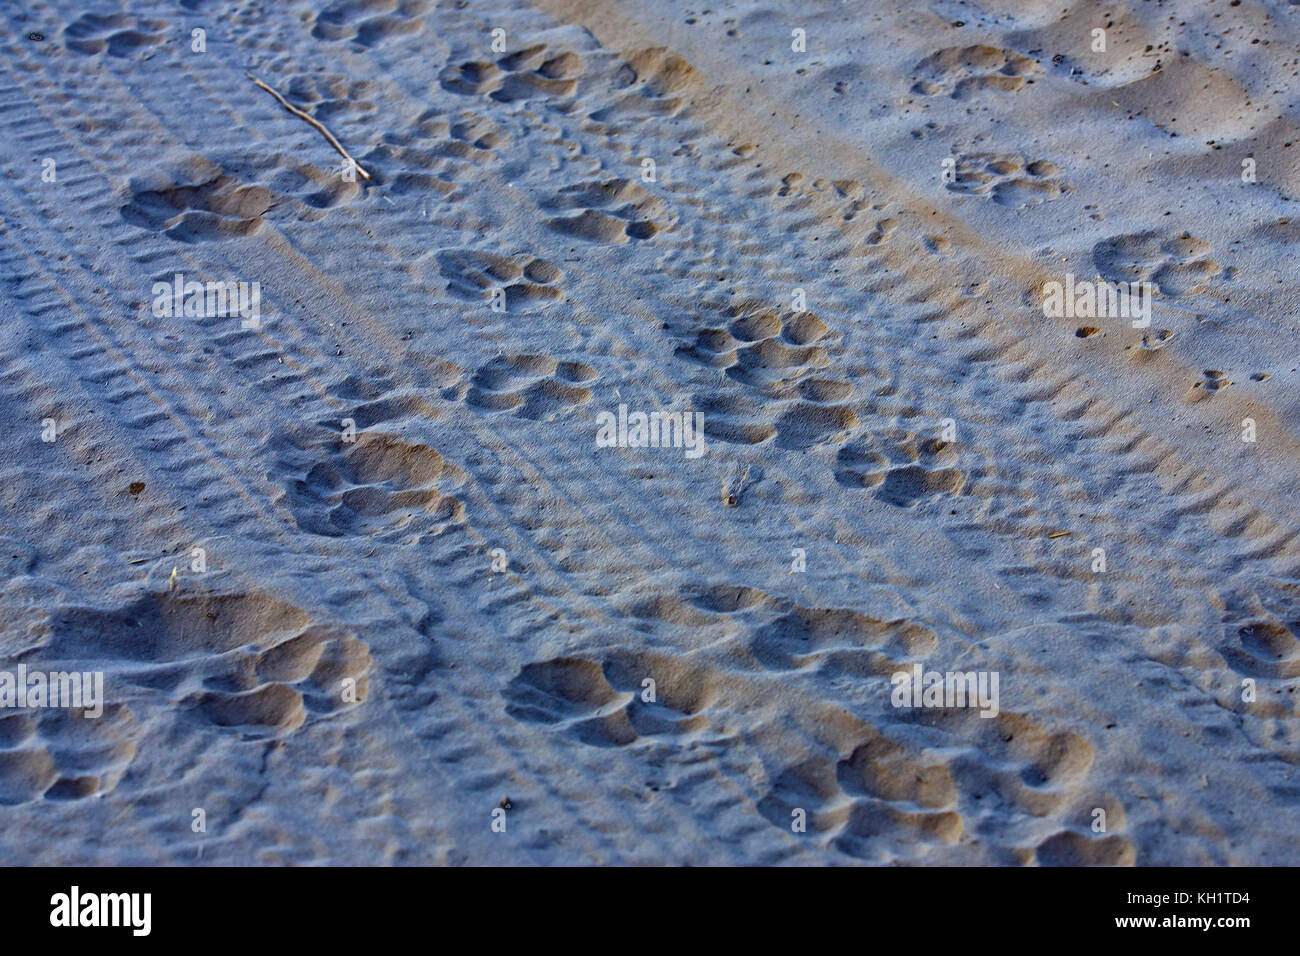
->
[64, 12, 167, 57]
[749, 604, 937, 676]
[775, 172, 807, 198]
[466, 353, 596, 420]
[1035, 829, 1136, 865]
[281, 74, 378, 126]
[122, 160, 272, 242]
[122, 153, 358, 242]
[366, 109, 504, 197]
[275, 424, 466, 539]
[911, 45, 1040, 99]
[448, 112, 506, 151]
[691, 377, 857, 451]
[835, 430, 964, 506]
[1093, 231, 1223, 296]
[310, 0, 430, 46]
[1218, 592, 1300, 681]
[758, 732, 965, 857]
[678, 302, 856, 448]
[684, 301, 832, 391]
[189, 624, 372, 737]
[864, 218, 899, 246]
[542, 178, 668, 244]
[42, 590, 372, 741]
[503, 651, 717, 748]
[1196, 369, 1231, 394]
[1141, 329, 1175, 351]
[439, 44, 582, 103]
[946, 153, 1065, 209]
[760, 709, 1100, 861]
[911, 708, 1096, 819]
[437, 249, 563, 311]
[691, 392, 777, 446]
[594, 47, 703, 120]
[820, 179, 869, 221]
[0, 704, 138, 805]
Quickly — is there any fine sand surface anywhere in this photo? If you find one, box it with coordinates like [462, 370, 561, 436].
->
[1, 0, 1299, 865]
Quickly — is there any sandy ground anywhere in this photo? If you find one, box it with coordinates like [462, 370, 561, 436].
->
[0, 0, 1298, 865]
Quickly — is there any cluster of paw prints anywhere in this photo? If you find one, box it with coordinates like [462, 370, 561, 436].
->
[437, 248, 564, 312]
[541, 177, 669, 245]
[509, 587, 943, 714]
[757, 711, 1128, 864]
[440, 43, 583, 104]
[501, 581, 1128, 864]
[465, 353, 598, 421]
[500, 586, 937, 752]
[727, 586, 1116, 863]
[945, 153, 1066, 209]
[675, 301, 858, 451]
[835, 429, 964, 507]
[911, 45, 1040, 99]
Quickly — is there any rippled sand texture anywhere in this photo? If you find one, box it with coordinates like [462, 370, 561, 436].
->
[1, 0, 1298, 864]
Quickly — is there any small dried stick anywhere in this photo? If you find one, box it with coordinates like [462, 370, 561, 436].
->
[245, 71, 372, 180]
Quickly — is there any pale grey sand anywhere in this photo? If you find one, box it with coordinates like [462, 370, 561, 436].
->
[0, 0, 1298, 864]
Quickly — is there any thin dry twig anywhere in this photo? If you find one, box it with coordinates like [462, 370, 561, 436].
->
[245, 71, 372, 180]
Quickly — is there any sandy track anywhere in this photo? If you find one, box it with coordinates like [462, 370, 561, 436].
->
[0, 0, 1298, 864]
